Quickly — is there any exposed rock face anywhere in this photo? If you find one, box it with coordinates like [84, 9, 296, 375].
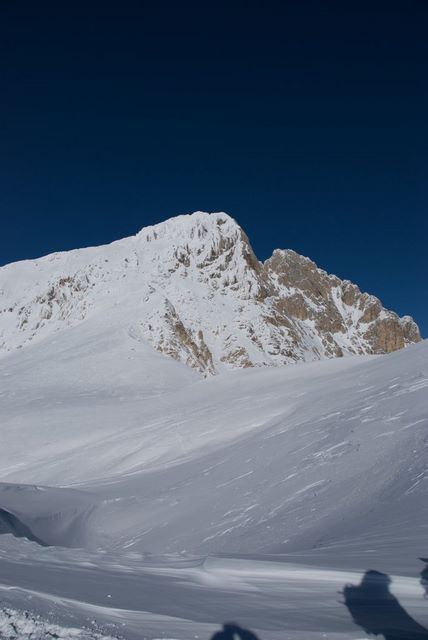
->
[0, 212, 421, 375]
[264, 249, 420, 359]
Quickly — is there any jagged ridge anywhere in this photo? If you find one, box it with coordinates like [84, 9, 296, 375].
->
[0, 211, 420, 374]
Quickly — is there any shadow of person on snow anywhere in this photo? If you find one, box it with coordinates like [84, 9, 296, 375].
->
[343, 569, 428, 640]
[420, 558, 428, 599]
[210, 623, 260, 640]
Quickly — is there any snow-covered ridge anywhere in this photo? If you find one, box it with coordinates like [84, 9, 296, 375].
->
[0, 211, 420, 374]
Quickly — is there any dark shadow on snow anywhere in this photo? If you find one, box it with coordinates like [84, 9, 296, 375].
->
[343, 569, 428, 640]
[420, 558, 428, 599]
[210, 623, 260, 640]
[0, 507, 48, 546]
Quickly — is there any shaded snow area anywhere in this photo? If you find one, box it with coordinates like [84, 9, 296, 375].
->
[0, 315, 427, 638]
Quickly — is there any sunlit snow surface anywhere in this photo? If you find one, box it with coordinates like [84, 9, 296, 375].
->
[0, 327, 427, 638]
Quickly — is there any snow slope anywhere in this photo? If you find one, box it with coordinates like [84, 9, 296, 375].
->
[0, 214, 426, 638]
[2, 541, 428, 640]
[0, 329, 427, 559]
[0, 333, 427, 637]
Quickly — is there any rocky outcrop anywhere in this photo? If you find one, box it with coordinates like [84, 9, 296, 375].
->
[264, 248, 420, 359]
[0, 211, 421, 375]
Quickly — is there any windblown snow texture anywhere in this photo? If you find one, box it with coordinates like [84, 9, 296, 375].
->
[0, 213, 426, 639]
[0, 336, 427, 638]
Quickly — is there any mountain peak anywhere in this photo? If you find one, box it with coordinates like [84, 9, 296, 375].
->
[137, 211, 239, 243]
[0, 212, 421, 374]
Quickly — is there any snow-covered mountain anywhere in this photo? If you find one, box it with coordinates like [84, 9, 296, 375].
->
[0, 211, 427, 639]
[0, 211, 420, 374]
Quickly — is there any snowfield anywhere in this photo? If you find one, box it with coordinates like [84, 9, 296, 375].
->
[0, 213, 426, 638]
[0, 314, 427, 638]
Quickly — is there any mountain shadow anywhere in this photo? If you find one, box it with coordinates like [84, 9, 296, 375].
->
[343, 570, 428, 640]
[210, 623, 260, 640]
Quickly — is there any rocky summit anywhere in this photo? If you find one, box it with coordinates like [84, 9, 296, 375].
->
[0, 211, 420, 375]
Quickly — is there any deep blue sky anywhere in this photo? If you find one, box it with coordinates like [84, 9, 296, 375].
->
[1, 1, 427, 335]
